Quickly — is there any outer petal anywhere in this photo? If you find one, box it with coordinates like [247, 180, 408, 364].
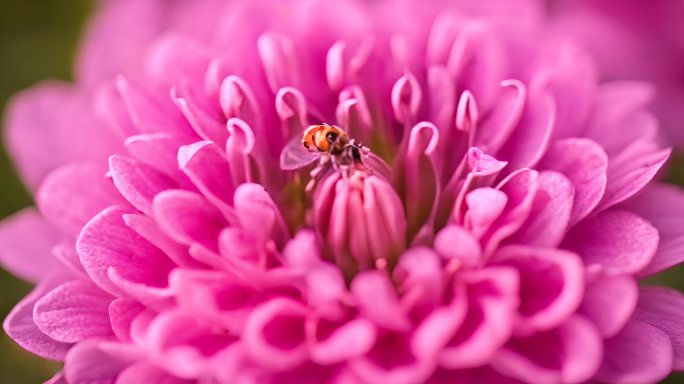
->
[595, 319, 673, 384]
[3, 277, 71, 361]
[37, 163, 125, 237]
[562, 210, 658, 275]
[0, 208, 62, 282]
[635, 287, 684, 370]
[622, 184, 684, 276]
[33, 280, 114, 343]
[4, 83, 121, 190]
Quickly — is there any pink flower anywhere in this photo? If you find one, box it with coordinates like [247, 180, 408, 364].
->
[2, 1, 684, 383]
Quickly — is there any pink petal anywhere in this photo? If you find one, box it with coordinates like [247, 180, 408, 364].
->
[0, 208, 63, 282]
[109, 299, 145, 343]
[579, 274, 638, 338]
[350, 331, 436, 384]
[496, 89, 555, 170]
[77, 206, 175, 295]
[64, 340, 128, 384]
[242, 298, 309, 371]
[178, 141, 235, 214]
[495, 246, 584, 333]
[434, 225, 482, 268]
[492, 315, 603, 384]
[116, 361, 193, 384]
[351, 270, 411, 331]
[475, 80, 526, 154]
[76, 0, 167, 86]
[622, 184, 684, 276]
[438, 267, 519, 369]
[393, 247, 446, 316]
[562, 210, 658, 275]
[33, 280, 113, 343]
[234, 183, 289, 248]
[123, 213, 201, 268]
[152, 190, 227, 252]
[124, 133, 192, 183]
[4, 83, 121, 190]
[595, 319, 673, 384]
[597, 145, 670, 212]
[309, 317, 376, 365]
[145, 310, 236, 379]
[464, 188, 508, 239]
[506, 171, 574, 247]
[3, 277, 71, 360]
[538, 138, 608, 225]
[37, 163, 125, 237]
[480, 169, 539, 255]
[635, 287, 684, 370]
[109, 155, 177, 216]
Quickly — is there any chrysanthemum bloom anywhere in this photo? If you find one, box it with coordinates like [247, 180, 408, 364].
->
[2, 1, 684, 383]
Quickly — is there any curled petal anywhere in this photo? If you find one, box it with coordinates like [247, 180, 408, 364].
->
[243, 298, 308, 371]
[492, 315, 603, 384]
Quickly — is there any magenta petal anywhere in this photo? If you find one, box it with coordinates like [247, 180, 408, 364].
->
[595, 319, 673, 384]
[77, 206, 175, 295]
[492, 315, 603, 384]
[144, 310, 236, 379]
[124, 133, 191, 183]
[434, 225, 482, 268]
[351, 270, 411, 331]
[597, 146, 671, 212]
[538, 138, 608, 225]
[178, 141, 235, 213]
[562, 210, 658, 274]
[464, 188, 508, 239]
[635, 287, 684, 370]
[0, 208, 62, 282]
[64, 340, 128, 384]
[109, 155, 177, 216]
[579, 274, 638, 338]
[243, 298, 308, 371]
[234, 183, 289, 247]
[506, 171, 573, 247]
[496, 245, 584, 333]
[480, 169, 539, 255]
[33, 280, 113, 343]
[109, 299, 145, 343]
[37, 163, 125, 237]
[4, 83, 120, 190]
[622, 184, 684, 276]
[116, 361, 193, 384]
[3, 278, 71, 361]
[350, 331, 436, 384]
[438, 267, 519, 369]
[393, 247, 446, 315]
[152, 190, 227, 252]
[309, 317, 376, 365]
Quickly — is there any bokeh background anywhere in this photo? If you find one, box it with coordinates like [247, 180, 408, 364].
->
[0, 1, 682, 383]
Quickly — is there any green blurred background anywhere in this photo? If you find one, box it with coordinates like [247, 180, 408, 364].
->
[0, 1, 683, 383]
